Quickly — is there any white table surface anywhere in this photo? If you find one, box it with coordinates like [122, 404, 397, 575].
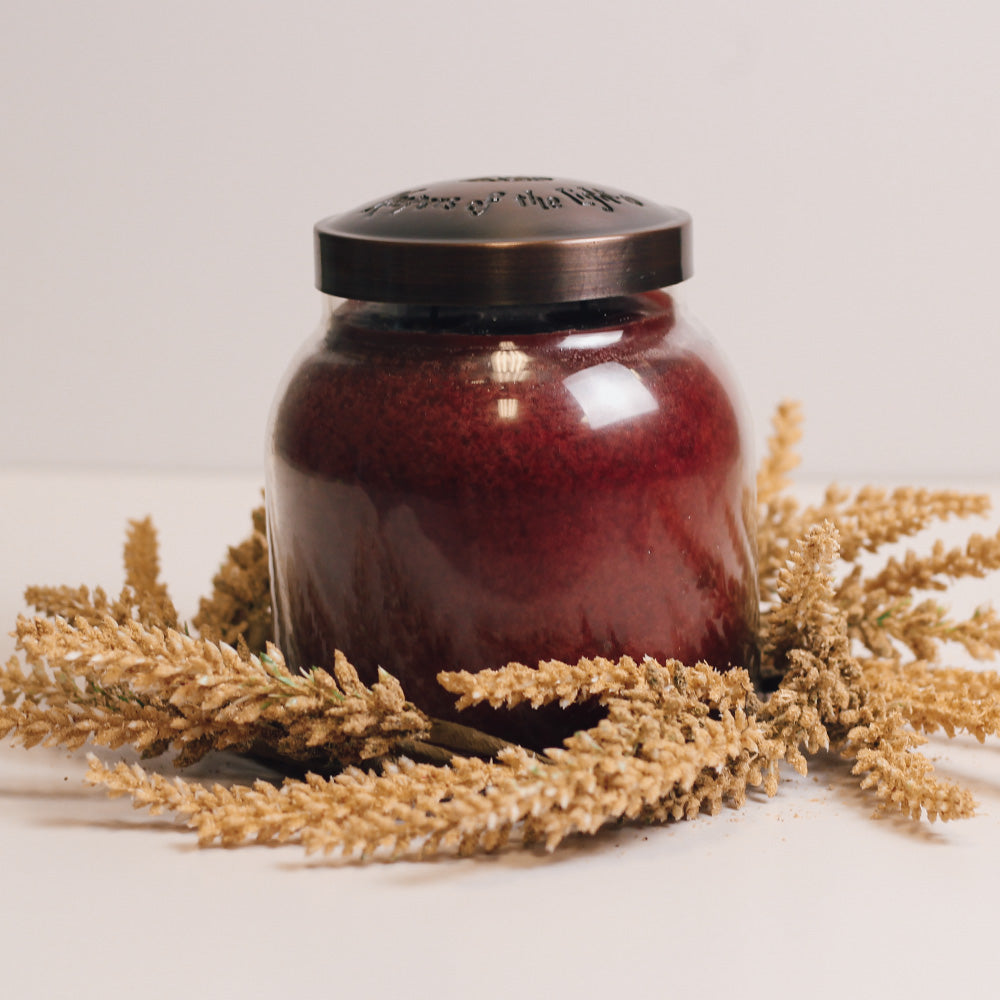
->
[2, 469, 1000, 1000]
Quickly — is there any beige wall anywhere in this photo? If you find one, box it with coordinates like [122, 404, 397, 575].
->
[2, 0, 997, 479]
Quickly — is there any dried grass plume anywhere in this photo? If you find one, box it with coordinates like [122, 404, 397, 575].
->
[4, 401, 1000, 859]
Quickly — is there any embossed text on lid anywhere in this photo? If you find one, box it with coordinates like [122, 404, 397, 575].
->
[314, 177, 692, 305]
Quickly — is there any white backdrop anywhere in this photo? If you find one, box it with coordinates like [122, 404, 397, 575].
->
[2, 0, 997, 480]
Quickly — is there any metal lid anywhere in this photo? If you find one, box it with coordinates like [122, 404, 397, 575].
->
[314, 176, 692, 306]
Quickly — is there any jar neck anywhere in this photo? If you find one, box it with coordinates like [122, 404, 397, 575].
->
[321, 290, 678, 338]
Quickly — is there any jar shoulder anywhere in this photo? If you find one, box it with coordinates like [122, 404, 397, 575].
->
[267, 293, 748, 487]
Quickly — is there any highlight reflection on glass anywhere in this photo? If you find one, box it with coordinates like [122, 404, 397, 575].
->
[559, 329, 624, 350]
[563, 361, 659, 430]
[490, 341, 529, 383]
[497, 397, 518, 421]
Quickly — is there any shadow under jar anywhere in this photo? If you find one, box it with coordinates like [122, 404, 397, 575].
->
[266, 177, 759, 751]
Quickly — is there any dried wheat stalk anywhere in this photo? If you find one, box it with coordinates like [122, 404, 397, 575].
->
[4, 401, 1000, 859]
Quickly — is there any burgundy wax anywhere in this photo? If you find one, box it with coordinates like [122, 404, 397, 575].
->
[267, 291, 758, 749]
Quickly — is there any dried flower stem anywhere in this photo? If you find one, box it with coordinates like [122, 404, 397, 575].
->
[88, 659, 768, 856]
[6, 616, 430, 768]
[6, 401, 1000, 858]
[193, 506, 272, 651]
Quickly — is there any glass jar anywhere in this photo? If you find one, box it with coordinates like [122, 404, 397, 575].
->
[266, 178, 758, 749]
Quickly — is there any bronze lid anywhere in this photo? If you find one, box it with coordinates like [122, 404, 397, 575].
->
[314, 176, 692, 305]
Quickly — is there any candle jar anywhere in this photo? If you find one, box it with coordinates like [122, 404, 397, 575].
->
[266, 177, 759, 749]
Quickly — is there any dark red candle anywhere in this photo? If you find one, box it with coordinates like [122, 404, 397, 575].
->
[266, 178, 758, 749]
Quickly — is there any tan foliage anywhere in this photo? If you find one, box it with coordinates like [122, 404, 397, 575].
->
[192, 506, 272, 652]
[90, 659, 767, 855]
[5, 403, 1000, 857]
[5, 612, 429, 770]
